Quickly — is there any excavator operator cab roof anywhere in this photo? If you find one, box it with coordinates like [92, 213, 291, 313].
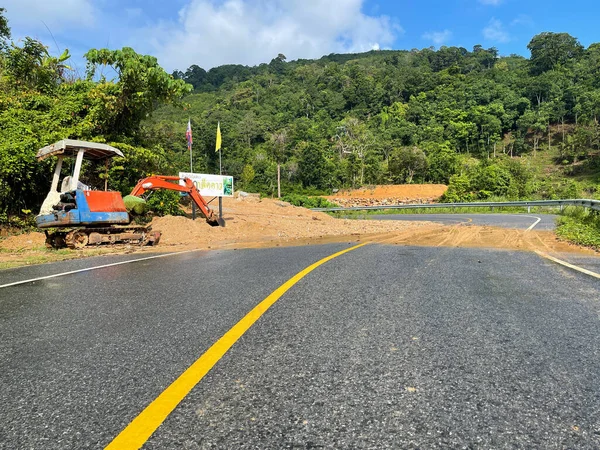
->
[38, 140, 124, 201]
[36, 139, 124, 161]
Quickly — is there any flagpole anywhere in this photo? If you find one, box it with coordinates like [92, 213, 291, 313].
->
[187, 118, 196, 220]
[216, 121, 223, 226]
[217, 121, 222, 175]
[189, 117, 193, 173]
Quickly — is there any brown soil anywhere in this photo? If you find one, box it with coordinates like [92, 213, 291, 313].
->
[0, 190, 596, 269]
[370, 225, 596, 255]
[0, 233, 46, 251]
[148, 197, 431, 251]
[325, 184, 448, 207]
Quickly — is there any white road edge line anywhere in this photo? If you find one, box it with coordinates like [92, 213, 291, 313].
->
[534, 250, 600, 280]
[0, 251, 197, 289]
[526, 216, 542, 231]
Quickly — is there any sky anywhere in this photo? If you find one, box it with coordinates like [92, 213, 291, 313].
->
[3, 0, 599, 74]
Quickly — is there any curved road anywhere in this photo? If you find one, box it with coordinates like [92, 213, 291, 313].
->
[370, 213, 558, 230]
[1, 243, 599, 448]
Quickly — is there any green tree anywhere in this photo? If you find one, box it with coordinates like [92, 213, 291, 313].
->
[84, 47, 192, 138]
[424, 142, 459, 183]
[298, 141, 329, 189]
[3, 38, 71, 92]
[389, 146, 428, 183]
[442, 174, 473, 202]
[0, 7, 10, 46]
[333, 117, 373, 185]
[473, 164, 512, 198]
[270, 129, 288, 197]
[527, 32, 583, 75]
[240, 164, 255, 187]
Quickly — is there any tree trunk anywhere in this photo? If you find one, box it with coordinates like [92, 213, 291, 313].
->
[360, 161, 364, 185]
[277, 163, 281, 198]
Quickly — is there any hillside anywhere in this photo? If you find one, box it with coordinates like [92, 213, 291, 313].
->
[147, 33, 600, 203]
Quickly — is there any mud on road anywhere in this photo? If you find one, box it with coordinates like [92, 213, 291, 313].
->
[0, 195, 595, 269]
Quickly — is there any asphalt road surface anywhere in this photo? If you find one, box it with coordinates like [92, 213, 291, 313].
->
[369, 213, 558, 230]
[1, 243, 599, 448]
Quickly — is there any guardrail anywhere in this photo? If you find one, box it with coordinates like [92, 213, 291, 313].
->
[311, 199, 600, 213]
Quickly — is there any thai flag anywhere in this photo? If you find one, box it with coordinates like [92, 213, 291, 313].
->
[186, 119, 193, 150]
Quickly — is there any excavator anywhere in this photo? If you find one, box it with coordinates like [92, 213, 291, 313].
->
[36, 139, 222, 249]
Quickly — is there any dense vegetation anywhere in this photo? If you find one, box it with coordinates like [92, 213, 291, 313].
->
[1, 7, 599, 227]
[161, 33, 600, 202]
[0, 9, 191, 222]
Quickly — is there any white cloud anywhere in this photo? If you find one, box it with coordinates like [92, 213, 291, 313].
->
[422, 30, 452, 46]
[483, 18, 510, 43]
[478, 0, 503, 5]
[2, 0, 96, 32]
[511, 14, 533, 27]
[134, 0, 402, 71]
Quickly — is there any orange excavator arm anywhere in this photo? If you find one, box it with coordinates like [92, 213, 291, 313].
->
[130, 175, 221, 226]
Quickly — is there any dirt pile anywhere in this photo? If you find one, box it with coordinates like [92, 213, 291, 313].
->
[149, 197, 432, 250]
[325, 184, 448, 207]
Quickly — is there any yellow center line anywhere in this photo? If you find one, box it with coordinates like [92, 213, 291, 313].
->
[534, 250, 600, 279]
[105, 242, 368, 449]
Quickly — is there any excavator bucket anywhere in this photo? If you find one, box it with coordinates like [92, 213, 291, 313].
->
[205, 212, 224, 227]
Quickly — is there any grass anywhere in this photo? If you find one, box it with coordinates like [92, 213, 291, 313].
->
[329, 205, 562, 220]
[0, 245, 123, 270]
[556, 206, 600, 250]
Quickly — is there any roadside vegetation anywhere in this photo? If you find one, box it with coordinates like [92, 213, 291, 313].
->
[556, 207, 600, 250]
[329, 205, 560, 219]
[280, 194, 337, 209]
[0, 7, 598, 249]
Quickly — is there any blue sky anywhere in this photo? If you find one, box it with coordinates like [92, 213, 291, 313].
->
[3, 0, 599, 74]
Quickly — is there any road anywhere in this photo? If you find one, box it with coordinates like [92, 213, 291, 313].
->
[369, 213, 558, 230]
[1, 243, 599, 448]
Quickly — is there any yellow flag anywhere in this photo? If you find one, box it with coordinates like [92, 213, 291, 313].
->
[215, 122, 222, 152]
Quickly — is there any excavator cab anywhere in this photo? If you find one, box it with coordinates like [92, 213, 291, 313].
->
[36, 140, 130, 229]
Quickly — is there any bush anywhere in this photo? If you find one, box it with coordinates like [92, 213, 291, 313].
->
[557, 180, 582, 199]
[281, 194, 338, 208]
[145, 190, 185, 216]
[441, 174, 474, 203]
[556, 207, 600, 250]
[0, 210, 36, 231]
[473, 164, 512, 197]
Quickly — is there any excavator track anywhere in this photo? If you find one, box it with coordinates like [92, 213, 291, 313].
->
[45, 226, 161, 249]
[65, 230, 89, 249]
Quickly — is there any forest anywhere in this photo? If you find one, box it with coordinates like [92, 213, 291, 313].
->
[1, 6, 599, 222]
